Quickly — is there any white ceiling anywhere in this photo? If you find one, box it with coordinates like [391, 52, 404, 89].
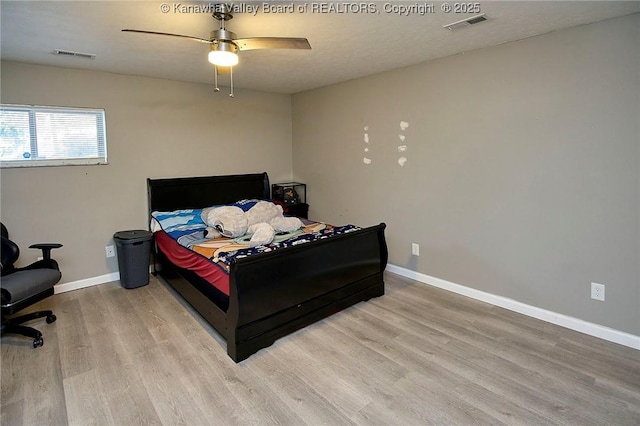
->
[1, 1, 638, 94]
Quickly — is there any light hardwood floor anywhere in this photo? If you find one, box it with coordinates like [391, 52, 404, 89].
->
[2, 272, 639, 425]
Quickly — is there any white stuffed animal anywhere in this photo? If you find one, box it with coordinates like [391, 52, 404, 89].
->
[247, 223, 276, 247]
[245, 201, 303, 247]
[202, 201, 303, 247]
[245, 201, 281, 226]
[201, 206, 248, 238]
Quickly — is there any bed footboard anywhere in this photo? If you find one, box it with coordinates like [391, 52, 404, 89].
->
[226, 223, 387, 362]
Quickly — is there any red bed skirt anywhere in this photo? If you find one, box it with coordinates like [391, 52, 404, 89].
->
[154, 230, 230, 296]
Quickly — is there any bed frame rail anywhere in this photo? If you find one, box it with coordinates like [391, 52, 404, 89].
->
[227, 223, 387, 362]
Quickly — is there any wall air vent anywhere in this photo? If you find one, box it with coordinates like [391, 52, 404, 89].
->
[443, 14, 488, 31]
[53, 49, 96, 59]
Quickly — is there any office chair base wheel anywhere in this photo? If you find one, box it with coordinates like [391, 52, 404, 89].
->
[33, 337, 43, 348]
[46, 314, 56, 324]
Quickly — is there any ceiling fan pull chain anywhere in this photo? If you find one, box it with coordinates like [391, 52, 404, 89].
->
[229, 66, 234, 98]
[213, 66, 220, 92]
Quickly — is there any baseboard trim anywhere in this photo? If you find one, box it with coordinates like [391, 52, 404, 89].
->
[386, 264, 640, 350]
[54, 272, 120, 294]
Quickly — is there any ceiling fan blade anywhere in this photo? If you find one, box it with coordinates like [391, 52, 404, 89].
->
[235, 37, 311, 51]
[122, 29, 212, 44]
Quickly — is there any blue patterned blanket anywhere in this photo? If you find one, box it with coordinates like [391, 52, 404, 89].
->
[151, 201, 361, 272]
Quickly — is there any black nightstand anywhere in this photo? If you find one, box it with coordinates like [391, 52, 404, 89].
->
[282, 203, 309, 219]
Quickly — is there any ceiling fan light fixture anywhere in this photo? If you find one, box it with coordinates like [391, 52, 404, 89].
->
[208, 42, 238, 66]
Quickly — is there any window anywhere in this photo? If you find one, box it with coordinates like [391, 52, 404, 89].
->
[0, 104, 107, 168]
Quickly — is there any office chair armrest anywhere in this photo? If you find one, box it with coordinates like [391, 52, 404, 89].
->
[29, 243, 63, 260]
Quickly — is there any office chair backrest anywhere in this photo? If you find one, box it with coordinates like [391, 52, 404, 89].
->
[1, 223, 20, 276]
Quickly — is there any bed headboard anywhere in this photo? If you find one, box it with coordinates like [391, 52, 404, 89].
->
[147, 172, 270, 213]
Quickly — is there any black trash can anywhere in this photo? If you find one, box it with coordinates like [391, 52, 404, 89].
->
[113, 230, 153, 289]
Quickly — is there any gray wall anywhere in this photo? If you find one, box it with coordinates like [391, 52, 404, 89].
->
[292, 14, 639, 335]
[0, 62, 293, 282]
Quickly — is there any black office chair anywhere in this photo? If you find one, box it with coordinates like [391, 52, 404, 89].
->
[1, 222, 62, 347]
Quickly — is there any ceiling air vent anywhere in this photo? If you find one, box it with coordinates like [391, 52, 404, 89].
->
[53, 49, 96, 60]
[443, 14, 488, 31]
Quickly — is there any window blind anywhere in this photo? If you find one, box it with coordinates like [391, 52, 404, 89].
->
[0, 105, 107, 168]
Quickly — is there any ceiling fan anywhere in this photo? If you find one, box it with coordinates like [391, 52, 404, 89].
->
[122, 3, 311, 96]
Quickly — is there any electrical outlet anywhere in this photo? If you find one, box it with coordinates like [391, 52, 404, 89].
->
[105, 245, 116, 258]
[412, 243, 420, 256]
[591, 282, 605, 301]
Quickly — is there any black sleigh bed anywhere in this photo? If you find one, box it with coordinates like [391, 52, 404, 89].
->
[147, 172, 388, 362]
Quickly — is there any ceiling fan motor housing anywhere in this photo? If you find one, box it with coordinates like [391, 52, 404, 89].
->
[211, 29, 238, 46]
[210, 41, 238, 56]
[209, 28, 239, 66]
